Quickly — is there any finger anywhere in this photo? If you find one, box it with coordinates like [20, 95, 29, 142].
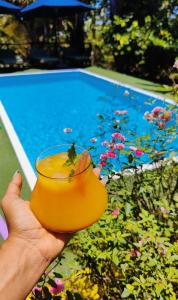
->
[6, 171, 22, 197]
[93, 167, 101, 178]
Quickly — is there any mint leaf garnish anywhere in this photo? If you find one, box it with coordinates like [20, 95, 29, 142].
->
[69, 169, 75, 177]
[63, 143, 77, 167]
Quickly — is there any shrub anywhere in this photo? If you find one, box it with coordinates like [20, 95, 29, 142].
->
[29, 100, 178, 299]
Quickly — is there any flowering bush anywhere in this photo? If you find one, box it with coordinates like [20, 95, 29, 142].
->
[29, 100, 178, 299]
[27, 268, 100, 299]
[69, 159, 178, 299]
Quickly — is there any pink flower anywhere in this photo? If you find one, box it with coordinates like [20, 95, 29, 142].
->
[90, 137, 97, 143]
[144, 112, 154, 120]
[160, 207, 169, 214]
[161, 110, 171, 122]
[138, 239, 145, 246]
[129, 146, 137, 151]
[159, 248, 167, 256]
[157, 121, 165, 129]
[101, 140, 109, 146]
[100, 160, 106, 166]
[114, 143, 125, 150]
[152, 106, 163, 116]
[50, 279, 64, 295]
[130, 249, 141, 257]
[100, 153, 108, 160]
[112, 132, 126, 141]
[114, 110, 128, 115]
[112, 208, 119, 216]
[135, 149, 144, 156]
[107, 151, 116, 158]
[32, 287, 42, 294]
[63, 128, 72, 133]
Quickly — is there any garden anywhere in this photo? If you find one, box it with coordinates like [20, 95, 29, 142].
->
[26, 100, 178, 299]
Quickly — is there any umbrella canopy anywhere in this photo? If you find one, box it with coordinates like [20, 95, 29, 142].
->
[0, 0, 20, 14]
[21, 0, 95, 18]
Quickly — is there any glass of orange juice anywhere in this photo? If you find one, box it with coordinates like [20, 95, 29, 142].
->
[30, 144, 108, 232]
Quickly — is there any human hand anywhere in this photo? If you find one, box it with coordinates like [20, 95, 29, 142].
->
[1, 168, 103, 263]
[0, 169, 103, 300]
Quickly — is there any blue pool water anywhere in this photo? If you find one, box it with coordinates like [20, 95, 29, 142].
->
[0, 71, 177, 170]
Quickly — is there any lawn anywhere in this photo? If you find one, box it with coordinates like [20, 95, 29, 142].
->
[0, 120, 30, 200]
[86, 66, 177, 102]
[0, 119, 30, 243]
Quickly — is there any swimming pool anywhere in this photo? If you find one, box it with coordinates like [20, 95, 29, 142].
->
[0, 70, 177, 188]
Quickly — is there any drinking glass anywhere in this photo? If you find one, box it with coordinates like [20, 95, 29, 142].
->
[30, 144, 108, 232]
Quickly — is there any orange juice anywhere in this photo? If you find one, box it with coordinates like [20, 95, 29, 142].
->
[30, 145, 108, 232]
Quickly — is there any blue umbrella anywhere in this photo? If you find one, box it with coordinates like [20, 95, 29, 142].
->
[21, 0, 95, 18]
[0, 0, 20, 14]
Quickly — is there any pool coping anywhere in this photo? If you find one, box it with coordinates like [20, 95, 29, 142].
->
[0, 68, 176, 105]
[0, 101, 36, 190]
[0, 68, 177, 190]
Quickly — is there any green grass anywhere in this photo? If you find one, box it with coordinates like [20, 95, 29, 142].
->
[86, 66, 178, 102]
[0, 120, 30, 244]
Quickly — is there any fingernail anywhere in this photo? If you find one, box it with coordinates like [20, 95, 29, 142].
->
[13, 170, 20, 178]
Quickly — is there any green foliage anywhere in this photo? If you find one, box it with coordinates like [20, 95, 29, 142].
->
[69, 160, 178, 299]
[85, 10, 177, 82]
[84, 0, 177, 82]
[84, 10, 115, 69]
[0, 16, 29, 57]
[67, 102, 178, 299]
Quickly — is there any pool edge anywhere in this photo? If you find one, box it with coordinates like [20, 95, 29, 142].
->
[80, 69, 177, 105]
[0, 68, 176, 105]
[0, 69, 177, 189]
[0, 101, 36, 190]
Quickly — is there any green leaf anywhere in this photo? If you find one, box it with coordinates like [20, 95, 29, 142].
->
[112, 247, 119, 265]
[48, 278, 57, 288]
[121, 288, 131, 298]
[125, 202, 131, 216]
[66, 291, 75, 300]
[68, 143, 77, 163]
[63, 143, 77, 167]
[74, 293, 84, 300]
[34, 289, 42, 298]
[42, 286, 52, 300]
[128, 154, 133, 163]
[53, 272, 63, 278]
[69, 169, 75, 178]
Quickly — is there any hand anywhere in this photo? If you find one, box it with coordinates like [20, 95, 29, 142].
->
[0, 168, 103, 300]
[1, 171, 71, 262]
[1, 168, 102, 263]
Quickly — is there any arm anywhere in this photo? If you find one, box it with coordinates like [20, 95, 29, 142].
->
[0, 237, 49, 300]
[0, 172, 70, 300]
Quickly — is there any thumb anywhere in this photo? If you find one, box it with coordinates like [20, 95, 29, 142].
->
[5, 171, 22, 198]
